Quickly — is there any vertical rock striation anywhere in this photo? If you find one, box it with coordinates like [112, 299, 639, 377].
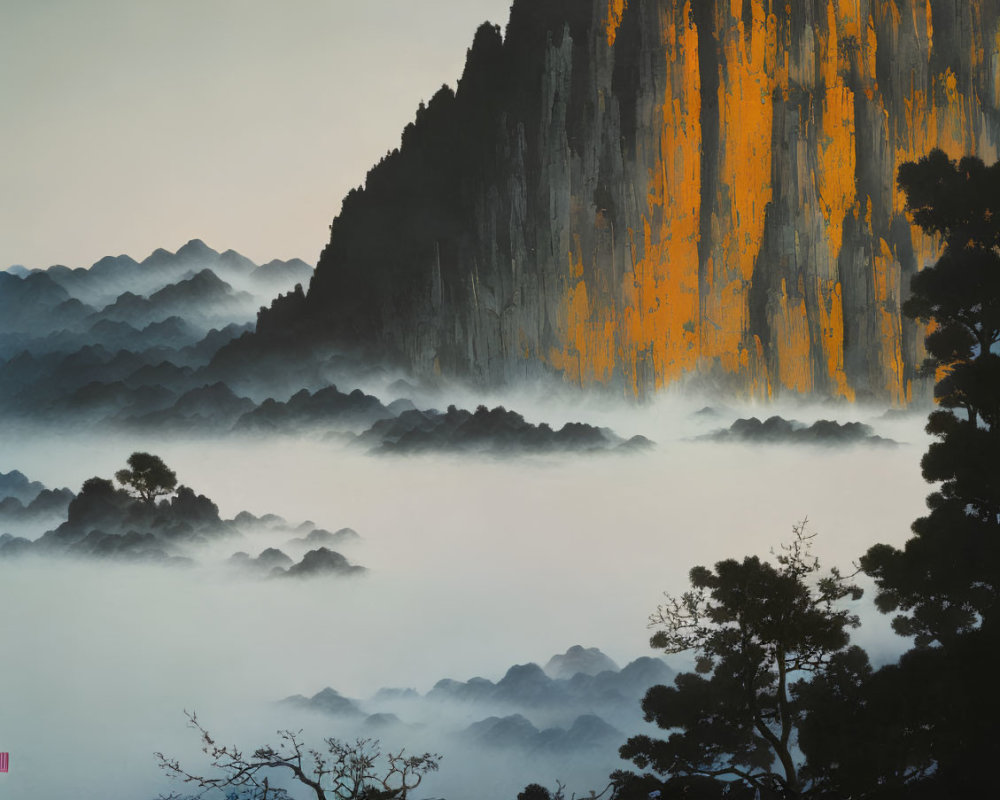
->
[264, 0, 1000, 403]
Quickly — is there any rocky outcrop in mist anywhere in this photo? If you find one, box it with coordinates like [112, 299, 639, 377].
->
[283, 645, 675, 754]
[0, 470, 73, 534]
[705, 415, 894, 445]
[0, 470, 363, 575]
[356, 403, 653, 454]
[260, 0, 1000, 403]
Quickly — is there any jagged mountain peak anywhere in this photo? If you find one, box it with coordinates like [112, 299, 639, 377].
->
[257, 0, 1000, 404]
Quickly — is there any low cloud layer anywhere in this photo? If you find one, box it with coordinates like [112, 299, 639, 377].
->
[0, 404, 929, 798]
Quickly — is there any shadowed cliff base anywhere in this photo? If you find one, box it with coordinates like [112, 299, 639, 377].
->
[252, 0, 1000, 404]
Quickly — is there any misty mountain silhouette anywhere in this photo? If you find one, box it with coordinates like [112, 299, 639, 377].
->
[235, 385, 392, 432]
[285, 644, 673, 756]
[706, 416, 896, 446]
[0, 241, 659, 453]
[91, 269, 255, 330]
[0, 468, 363, 575]
[0, 470, 73, 530]
[280, 547, 365, 578]
[286, 527, 360, 549]
[229, 547, 294, 572]
[0, 271, 73, 335]
[360, 404, 651, 454]
[251, 258, 313, 288]
[125, 382, 255, 430]
[0, 238, 301, 425]
[0, 469, 47, 505]
[427, 652, 674, 711]
[465, 712, 622, 753]
[282, 687, 363, 717]
[544, 645, 620, 679]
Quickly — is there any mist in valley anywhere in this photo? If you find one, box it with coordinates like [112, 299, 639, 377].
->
[0, 397, 931, 800]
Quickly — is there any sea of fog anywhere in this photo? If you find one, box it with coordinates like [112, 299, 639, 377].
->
[0, 395, 932, 799]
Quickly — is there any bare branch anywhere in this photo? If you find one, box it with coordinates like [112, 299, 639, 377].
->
[157, 713, 441, 800]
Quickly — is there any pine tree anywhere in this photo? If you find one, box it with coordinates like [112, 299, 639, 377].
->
[618, 524, 863, 799]
[862, 149, 1000, 645]
[854, 150, 1000, 796]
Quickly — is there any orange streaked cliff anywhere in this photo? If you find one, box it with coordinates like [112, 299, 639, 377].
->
[267, 0, 1000, 403]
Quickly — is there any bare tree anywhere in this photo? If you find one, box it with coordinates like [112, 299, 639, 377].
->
[156, 711, 440, 800]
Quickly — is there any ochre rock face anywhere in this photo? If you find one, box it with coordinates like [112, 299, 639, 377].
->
[297, 0, 1000, 403]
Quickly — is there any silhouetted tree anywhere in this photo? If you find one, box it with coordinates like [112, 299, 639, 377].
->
[862, 149, 1000, 644]
[115, 451, 177, 504]
[618, 523, 863, 799]
[156, 711, 440, 800]
[515, 780, 614, 800]
[793, 644, 935, 797]
[517, 783, 556, 800]
[848, 150, 1000, 796]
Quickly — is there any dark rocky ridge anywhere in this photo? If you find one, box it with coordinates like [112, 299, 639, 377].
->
[357, 403, 653, 454]
[705, 415, 896, 445]
[256, 0, 1000, 404]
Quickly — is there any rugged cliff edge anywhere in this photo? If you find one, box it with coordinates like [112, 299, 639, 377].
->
[260, 0, 1000, 402]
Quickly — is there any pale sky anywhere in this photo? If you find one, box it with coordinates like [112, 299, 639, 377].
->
[1, 0, 515, 269]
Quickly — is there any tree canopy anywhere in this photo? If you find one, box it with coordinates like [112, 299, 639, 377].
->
[844, 149, 1000, 796]
[618, 523, 862, 798]
[862, 150, 1000, 645]
[114, 452, 178, 505]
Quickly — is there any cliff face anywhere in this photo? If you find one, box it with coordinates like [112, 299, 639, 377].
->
[268, 0, 1000, 402]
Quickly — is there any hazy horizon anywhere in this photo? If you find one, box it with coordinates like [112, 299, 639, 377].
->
[0, 402, 930, 798]
[2, 0, 515, 271]
[0, 2, 957, 797]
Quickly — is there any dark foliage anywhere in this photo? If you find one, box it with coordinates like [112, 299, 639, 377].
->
[1, 456, 225, 563]
[706, 416, 892, 446]
[360, 404, 648, 455]
[518, 784, 553, 800]
[115, 451, 178, 504]
[835, 150, 1000, 796]
[862, 150, 1000, 644]
[618, 524, 862, 798]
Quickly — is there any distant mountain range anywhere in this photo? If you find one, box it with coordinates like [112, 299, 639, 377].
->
[282, 644, 676, 756]
[2, 239, 312, 346]
[1, 237, 888, 450]
[7, 238, 311, 307]
[0, 467, 363, 576]
[0, 241, 656, 450]
[0, 241, 314, 426]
